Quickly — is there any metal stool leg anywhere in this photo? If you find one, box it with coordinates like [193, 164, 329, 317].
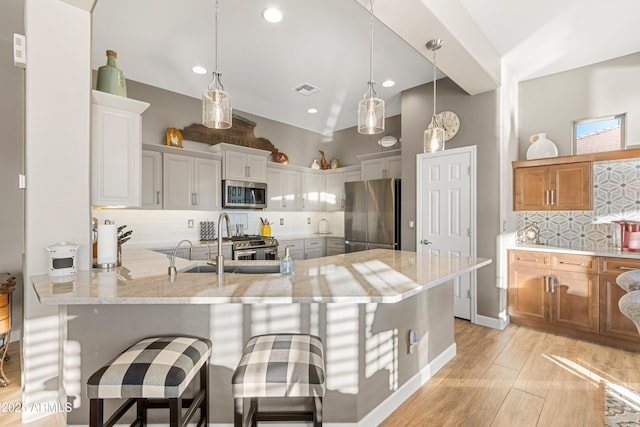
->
[0, 331, 10, 387]
[313, 396, 323, 427]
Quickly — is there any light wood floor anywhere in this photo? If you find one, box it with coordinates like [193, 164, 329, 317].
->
[381, 318, 640, 426]
[3, 321, 639, 426]
[0, 341, 64, 427]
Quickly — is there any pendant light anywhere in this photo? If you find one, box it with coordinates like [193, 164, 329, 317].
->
[357, 0, 384, 135]
[202, 0, 232, 129]
[423, 39, 444, 153]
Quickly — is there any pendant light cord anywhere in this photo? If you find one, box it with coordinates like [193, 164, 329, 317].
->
[432, 47, 437, 122]
[368, 0, 375, 98]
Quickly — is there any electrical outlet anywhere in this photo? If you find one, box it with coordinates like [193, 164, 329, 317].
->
[307, 218, 311, 224]
[188, 219, 194, 228]
[280, 218, 284, 226]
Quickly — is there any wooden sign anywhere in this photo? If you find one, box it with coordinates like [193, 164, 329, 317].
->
[180, 115, 276, 153]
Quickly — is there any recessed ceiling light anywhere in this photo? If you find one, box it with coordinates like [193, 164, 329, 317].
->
[382, 80, 395, 88]
[192, 65, 207, 75]
[262, 8, 283, 23]
[307, 108, 318, 114]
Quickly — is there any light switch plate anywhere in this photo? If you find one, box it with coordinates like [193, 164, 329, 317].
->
[13, 34, 26, 68]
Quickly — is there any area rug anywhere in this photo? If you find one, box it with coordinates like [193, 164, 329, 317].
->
[605, 383, 640, 426]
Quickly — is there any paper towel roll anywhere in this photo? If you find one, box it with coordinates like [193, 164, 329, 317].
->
[97, 223, 117, 264]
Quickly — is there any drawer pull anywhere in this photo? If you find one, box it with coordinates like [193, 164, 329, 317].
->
[517, 257, 538, 262]
[558, 260, 584, 266]
[619, 266, 638, 271]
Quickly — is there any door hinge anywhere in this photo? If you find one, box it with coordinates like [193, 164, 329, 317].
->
[467, 228, 471, 237]
[467, 289, 471, 299]
[467, 166, 471, 176]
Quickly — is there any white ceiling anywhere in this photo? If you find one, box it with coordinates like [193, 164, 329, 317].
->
[92, 0, 640, 135]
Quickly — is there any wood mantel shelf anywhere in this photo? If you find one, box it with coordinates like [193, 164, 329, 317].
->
[512, 147, 640, 168]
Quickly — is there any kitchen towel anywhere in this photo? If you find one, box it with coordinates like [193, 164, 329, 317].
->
[97, 223, 117, 264]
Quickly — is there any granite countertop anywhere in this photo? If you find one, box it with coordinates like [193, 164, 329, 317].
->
[31, 247, 491, 305]
[510, 243, 640, 259]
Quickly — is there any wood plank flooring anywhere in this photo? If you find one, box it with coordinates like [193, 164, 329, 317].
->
[0, 341, 64, 427]
[3, 320, 639, 426]
[381, 319, 640, 426]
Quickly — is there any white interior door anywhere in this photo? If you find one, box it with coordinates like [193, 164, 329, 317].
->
[416, 146, 477, 320]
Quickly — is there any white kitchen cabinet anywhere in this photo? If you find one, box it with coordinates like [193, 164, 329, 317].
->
[163, 153, 221, 210]
[361, 155, 402, 180]
[302, 171, 325, 211]
[266, 165, 301, 211]
[210, 143, 269, 183]
[324, 167, 361, 211]
[141, 149, 162, 209]
[91, 90, 149, 207]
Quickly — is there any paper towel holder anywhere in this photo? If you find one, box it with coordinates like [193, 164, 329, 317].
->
[92, 219, 122, 269]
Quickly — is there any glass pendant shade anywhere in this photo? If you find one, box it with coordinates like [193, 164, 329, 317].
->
[203, 73, 231, 129]
[358, 91, 385, 134]
[424, 116, 445, 152]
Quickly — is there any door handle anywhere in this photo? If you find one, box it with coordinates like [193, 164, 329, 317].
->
[558, 260, 584, 266]
[550, 276, 555, 293]
[420, 240, 432, 245]
[156, 191, 160, 205]
[545, 190, 550, 206]
[550, 190, 555, 205]
[545, 275, 549, 292]
[517, 257, 538, 262]
[619, 266, 637, 271]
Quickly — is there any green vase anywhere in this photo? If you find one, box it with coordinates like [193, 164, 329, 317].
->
[96, 50, 127, 97]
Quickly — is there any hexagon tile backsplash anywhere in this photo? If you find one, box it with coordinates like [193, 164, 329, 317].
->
[517, 159, 640, 247]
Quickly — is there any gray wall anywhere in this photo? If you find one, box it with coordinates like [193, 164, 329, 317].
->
[519, 52, 640, 158]
[0, 0, 24, 338]
[401, 78, 501, 319]
[124, 78, 401, 169]
[67, 285, 454, 424]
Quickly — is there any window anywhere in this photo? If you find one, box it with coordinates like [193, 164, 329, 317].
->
[572, 114, 626, 155]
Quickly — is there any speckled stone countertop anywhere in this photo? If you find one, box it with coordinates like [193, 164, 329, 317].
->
[32, 248, 491, 305]
[510, 243, 640, 259]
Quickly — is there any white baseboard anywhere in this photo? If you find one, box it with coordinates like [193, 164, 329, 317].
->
[475, 314, 510, 330]
[69, 343, 457, 427]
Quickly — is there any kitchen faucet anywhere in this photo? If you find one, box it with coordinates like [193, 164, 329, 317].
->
[215, 212, 232, 277]
[167, 239, 193, 277]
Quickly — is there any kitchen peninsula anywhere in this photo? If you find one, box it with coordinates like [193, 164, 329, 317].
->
[32, 248, 490, 425]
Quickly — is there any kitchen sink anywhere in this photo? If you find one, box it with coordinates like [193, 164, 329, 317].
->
[180, 260, 281, 274]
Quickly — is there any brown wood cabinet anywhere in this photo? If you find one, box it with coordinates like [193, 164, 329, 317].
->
[599, 257, 640, 343]
[508, 250, 598, 333]
[513, 162, 591, 211]
[509, 250, 640, 349]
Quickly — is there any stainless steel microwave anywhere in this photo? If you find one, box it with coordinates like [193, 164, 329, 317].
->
[222, 180, 267, 209]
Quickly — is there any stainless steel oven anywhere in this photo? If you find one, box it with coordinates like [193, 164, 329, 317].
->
[223, 180, 267, 209]
[231, 236, 279, 260]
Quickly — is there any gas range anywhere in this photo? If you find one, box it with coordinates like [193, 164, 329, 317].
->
[231, 235, 279, 260]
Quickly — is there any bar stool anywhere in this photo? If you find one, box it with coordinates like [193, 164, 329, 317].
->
[232, 333, 325, 427]
[87, 335, 211, 427]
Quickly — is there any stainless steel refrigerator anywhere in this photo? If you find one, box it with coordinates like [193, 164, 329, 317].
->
[344, 178, 401, 253]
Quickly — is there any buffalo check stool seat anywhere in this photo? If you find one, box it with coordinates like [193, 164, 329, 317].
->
[232, 333, 325, 427]
[87, 336, 211, 427]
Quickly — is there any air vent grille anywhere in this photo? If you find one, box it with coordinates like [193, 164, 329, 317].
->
[293, 83, 322, 96]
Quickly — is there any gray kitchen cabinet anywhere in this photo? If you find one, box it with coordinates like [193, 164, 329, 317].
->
[304, 237, 325, 259]
[163, 153, 221, 210]
[278, 239, 305, 260]
[91, 90, 149, 207]
[325, 167, 361, 211]
[302, 171, 325, 211]
[141, 149, 162, 209]
[326, 237, 345, 255]
[266, 165, 301, 211]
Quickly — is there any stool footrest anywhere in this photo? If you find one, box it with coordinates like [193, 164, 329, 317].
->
[257, 411, 314, 422]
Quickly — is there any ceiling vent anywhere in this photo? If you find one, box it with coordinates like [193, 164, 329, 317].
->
[293, 83, 322, 96]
